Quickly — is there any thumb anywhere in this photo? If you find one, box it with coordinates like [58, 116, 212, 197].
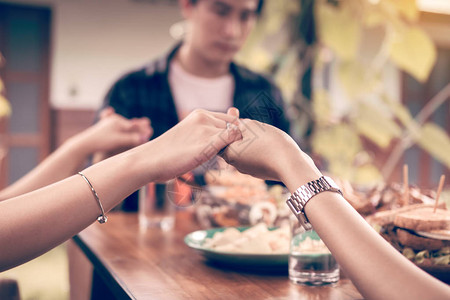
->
[216, 123, 242, 157]
[227, 107, 240, 125]
[99, 107, 115, 119]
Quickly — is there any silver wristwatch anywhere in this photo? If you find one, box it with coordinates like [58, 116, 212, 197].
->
[286, 176, 343, 230]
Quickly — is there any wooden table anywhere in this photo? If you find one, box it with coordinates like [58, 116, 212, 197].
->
[73, 212, 363, 300]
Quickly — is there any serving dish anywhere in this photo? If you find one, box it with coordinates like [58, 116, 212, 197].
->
[184, 227, 288, 269]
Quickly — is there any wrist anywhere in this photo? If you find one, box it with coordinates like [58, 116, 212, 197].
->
[280, 151, 323, 193]
[64, 130, 96, 158]
[59, 135, 92, 163]
[124, 141, 161, 186]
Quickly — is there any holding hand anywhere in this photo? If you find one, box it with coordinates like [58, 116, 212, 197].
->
[85, 107, 153, 163]
[221, 116, 321, 191]
[148, 109, 242, 182]
[77, 110, 152, 155]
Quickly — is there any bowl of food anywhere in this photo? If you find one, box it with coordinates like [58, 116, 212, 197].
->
[194, 169, 290, 228]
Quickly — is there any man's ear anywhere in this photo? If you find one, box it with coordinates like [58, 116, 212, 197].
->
[179, 0, 194, 19]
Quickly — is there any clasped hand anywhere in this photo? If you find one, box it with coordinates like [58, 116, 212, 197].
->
[220, 108, 322, 191]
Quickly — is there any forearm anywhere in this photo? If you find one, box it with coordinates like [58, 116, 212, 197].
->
[284, 160, 450, 300]
[0, 137, 91, 200]
[0, 142, 153, 271]
[307, 193, 448, 299]
[0, 109, 240, 272]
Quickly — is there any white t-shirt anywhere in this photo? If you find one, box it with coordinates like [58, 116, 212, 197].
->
[168, 60, 234, 119]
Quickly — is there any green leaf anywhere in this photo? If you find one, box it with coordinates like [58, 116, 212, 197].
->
[386, 0, 419, 21]
[329, 159, 353, 181]
[414, 123, 450, 168]
[237, 47, 273, 73]
[358, 25, 386, 65]
[0, 94, 11, 118]
[389, 26, 437, 82]
[265, 11, 285, 35]
[354, 102, 402, 148]
[363, 5, 386, 28]
[312, 124, 362, 163]
[312, 89, 332, 126]
[381, 94, 413, 126]
[274, 49, 301, 102]
[337, 61, 380, 99]
[316, 2, 361, 60]
[262, 0, 299, 35]
[353, 164, 383, 185]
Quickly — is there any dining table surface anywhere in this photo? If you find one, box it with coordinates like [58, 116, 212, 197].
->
[73, 211, 364, 300]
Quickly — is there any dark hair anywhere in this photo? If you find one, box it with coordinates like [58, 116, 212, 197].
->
[189, 0, 265, 15]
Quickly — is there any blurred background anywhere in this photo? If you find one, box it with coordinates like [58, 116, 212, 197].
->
[0, 0, 449, 299]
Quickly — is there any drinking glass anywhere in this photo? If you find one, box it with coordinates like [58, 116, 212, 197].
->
[138, 181, 175, 231]
[289, 217, 339, 285]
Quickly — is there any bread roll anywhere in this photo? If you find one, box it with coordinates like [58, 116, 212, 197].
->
[369, 204, 440, 227]
[394, 208, 450, 232]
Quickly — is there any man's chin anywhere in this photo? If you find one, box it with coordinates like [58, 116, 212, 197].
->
[207, 52, 236, 65]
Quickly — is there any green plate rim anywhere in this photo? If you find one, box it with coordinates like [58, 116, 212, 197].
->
[184, 226, 289, 258]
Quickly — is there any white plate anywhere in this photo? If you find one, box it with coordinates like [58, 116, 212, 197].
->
[184, 227, 288, 269]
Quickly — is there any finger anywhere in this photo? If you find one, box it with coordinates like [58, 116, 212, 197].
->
[227, 107, 239, 120]
[125, 123, 153, 143]
[207, 111, 240, 125]
[119, 118, 139, 132]
[228, 123, 242, 141]
[235, 118, 265, 136]
[215, 124, 242, 154]
[137, 118, 151, 131]
[121, 118, 152, 141]
[99, 107, 115, 119]
[217, 130, 242, 159]
[141, 126, 153, 142]
[131, 117, 151, 127]
[227, 107, 240, 126]
[122, 116, 149, 131]
[203, 113, 233, 129]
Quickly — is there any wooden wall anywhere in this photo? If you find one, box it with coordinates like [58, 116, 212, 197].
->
[50, 108, 96, 149]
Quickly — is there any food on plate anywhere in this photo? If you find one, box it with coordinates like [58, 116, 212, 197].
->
[195, 169, 290, 228]
[202, 223, 290, 254]
[338, 180, 438, 215]
[247, 202, 278, 225]
[403, 246, 449, 266]
[370, 203, 445, 227]
[368, 204, 450, 266]
[204, 168, 265, 187]
[291, 236, 331, 254]
[396, 229, 444, 251]
[394, 208, 450, 232]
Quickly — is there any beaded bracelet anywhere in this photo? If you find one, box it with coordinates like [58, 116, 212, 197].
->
[78, 172, 108, 224]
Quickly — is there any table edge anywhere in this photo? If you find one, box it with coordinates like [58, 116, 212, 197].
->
[72, 234, 136, 300]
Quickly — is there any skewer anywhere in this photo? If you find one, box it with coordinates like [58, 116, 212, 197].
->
[403, 164, 409, 207]
[433, 175, 445, 213]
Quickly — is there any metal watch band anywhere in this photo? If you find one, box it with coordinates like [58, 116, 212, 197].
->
[286, 176, 342, 230]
